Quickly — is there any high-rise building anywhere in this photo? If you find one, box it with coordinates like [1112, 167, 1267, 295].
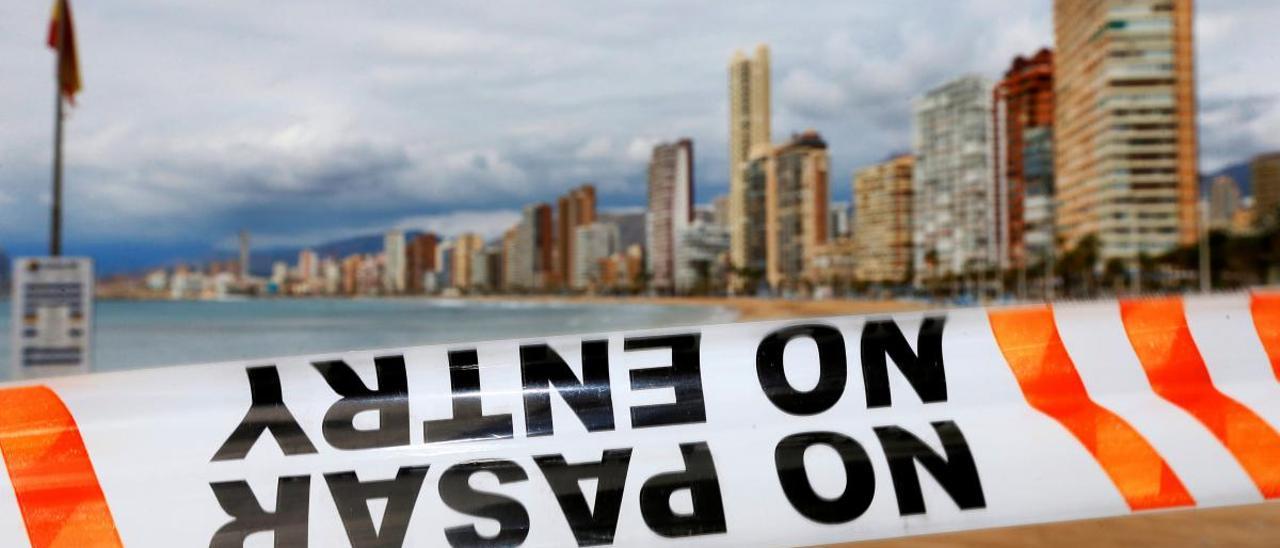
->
[1254, 152, 1280, 227]
[382, 229, 406, 293]
[994, 48, 1055, 271]
[1054, 0, 1198, 261]
[452, 233, 485, 291]
[729, 44, 772, 270]
[854, 155, 915, 283]
[573, 222, 620, 290]
[647, 139, 694, 292]
[766, 130, 829, 290]
[739, 146, 772, 285]
[555, 185, 597, 288]
[912, 75, 995, 283]
[510, 203, 554, 290]
[297, 249, 318, 283]
[341, 255, 361, 295]
[1208, 176, 1241, 231]
[406, 233, 439, 294]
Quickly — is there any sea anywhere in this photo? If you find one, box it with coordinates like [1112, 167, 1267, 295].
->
[0, 298, 735, 381]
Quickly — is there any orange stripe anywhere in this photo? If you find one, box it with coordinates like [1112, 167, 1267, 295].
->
[989, 306, 1193, 510]
[1120, 297, 1280, 499]
[0, 386, 122, 548]
[1249, 292, 1280, 382]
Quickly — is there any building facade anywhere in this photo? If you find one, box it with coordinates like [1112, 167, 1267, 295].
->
[1254, 152, 1280, 227]
[646, 139, 694, 292]
[573, 222, 620, 290]
[1054, 0, 1198, 261]
[766, 130, 829, 291]
[994, 48, 1055, 271]
[451, 233, 485, 291]
[854, 155, 915, 283]
[406, 233, 439, 294]
[1208, 176, 1241, 231]
[675, 220, 730, 294]
[555, 185, 596, 288]
[728, 44, 771, 271]
[509, 203, 554, 290]
[912, 75, 995, 284]
[382, 230, 406, 294]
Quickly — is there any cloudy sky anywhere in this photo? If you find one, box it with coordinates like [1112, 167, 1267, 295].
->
[1, 1, 1277, 272]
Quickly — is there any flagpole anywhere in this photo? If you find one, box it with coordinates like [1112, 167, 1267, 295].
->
[51, 77, 63, 257]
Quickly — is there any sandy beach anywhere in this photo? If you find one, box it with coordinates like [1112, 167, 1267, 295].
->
[469, 294, 931, 322]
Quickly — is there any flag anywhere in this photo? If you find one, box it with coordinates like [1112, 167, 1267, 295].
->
[47, 0, 82, 104]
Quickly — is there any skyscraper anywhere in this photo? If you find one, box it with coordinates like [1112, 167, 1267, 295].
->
[913, 75, 995, 284]
[382, 230, 406, 293]
[994, 48, 1055, 272]
[452, 232, 485, 291]
[728, 44, 771, 270]
[555, 185, 596, 288]
[406, 233, 439, 294]
[511, 203, 554, 290]
[1254, 152, 1280, 227]
[766, 130, 829, 291]
[647, 139, 694, 292]
[854, 155, 914, 283]
[739, 146, 772, 288]
[1054, 0, 1198, 261]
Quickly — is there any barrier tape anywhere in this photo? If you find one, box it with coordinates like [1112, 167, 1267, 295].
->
[1, 293, 1280, 547]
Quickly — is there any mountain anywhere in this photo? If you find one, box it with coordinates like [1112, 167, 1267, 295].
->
[599, 211, 646, 249]
[1202, 161, 1252, 197]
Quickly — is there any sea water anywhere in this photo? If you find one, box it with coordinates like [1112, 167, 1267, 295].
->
[0, 298, 735, 380]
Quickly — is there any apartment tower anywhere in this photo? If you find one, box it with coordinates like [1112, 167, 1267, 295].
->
[555, 185, 596, 288]
[647, 139, 694, 292]
[912, 75, 995, 284]
[853, 155, 914, 283]
[728, 44, 771, 270]
[994, 49, 1056, 271]
[1053, 0, 1198, 261]
[766, 130, 829, 291]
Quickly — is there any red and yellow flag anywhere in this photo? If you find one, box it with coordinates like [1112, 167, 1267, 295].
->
[47, 0, 82, 104]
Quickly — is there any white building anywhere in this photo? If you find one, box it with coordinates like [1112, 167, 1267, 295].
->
[911, 75, 995, 284]
[675, 220, 730, 293]
[647, 139, 694, 292]
[383, 230, 406, 294]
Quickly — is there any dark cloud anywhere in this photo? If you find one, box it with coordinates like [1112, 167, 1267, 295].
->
[0, 0, 1274, 267]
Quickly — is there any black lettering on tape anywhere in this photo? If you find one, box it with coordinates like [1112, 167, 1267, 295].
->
[626, 334, 706, 428]
[425, 349, 515, 443]
[638, 442, 727, 538]
[861, 317, 947, 408]
[774, 431, 875, 524]
[439, 459, 530, 548]
[209, 475, 310, 548]
[313, 356, 411, 450]
[756, 324, 847, 415]
[212, 366, 317, 461]
[873, 421, 986, 516]
[533, 449, 632, 547]
[325, 465, 430, 548]
[520, 340, 615, 436]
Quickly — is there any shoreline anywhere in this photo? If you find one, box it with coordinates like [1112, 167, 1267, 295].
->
[87, 292, 929, 322]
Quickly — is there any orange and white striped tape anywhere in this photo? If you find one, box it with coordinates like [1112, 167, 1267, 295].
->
[2, 293, 1280, 547]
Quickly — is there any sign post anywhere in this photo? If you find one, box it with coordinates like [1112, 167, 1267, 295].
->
[10, 256, 93, 378]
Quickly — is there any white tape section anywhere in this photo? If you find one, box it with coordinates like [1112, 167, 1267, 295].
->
[2, 293, 1280, 547]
